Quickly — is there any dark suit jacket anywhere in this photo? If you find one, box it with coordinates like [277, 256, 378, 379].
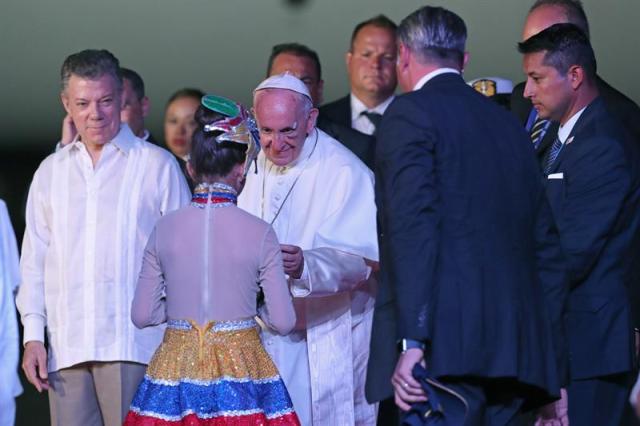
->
[511, 77, 640, 329]
[544, 97, 639, 380]
[369, 73, 567, 408]
[320, 95, 352, 128]
[317, 114, 375, 169]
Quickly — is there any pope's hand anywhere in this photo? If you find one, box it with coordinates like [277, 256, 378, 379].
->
[391, 348, 427, 411]
[280, 244, 304, 279]
[22, 341, 50, 392]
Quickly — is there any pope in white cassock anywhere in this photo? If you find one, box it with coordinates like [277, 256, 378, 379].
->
[238, 73, 379, 425]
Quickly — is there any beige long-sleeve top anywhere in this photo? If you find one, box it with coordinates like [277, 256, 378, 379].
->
[131, 203, 295, 335]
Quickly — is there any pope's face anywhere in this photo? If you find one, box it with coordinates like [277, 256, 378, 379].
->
[253, 89, 317, 167]
[61, 73, 123, 147]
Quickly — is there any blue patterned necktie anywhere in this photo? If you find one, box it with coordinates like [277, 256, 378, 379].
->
[530, 117, 549, 150]
[544, 137, 564, 175]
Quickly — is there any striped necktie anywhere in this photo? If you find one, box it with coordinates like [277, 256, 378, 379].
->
[544, 137, 564, 175]
[530, 117, 549, 150]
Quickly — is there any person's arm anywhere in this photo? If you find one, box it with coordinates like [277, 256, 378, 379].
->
[15, 169, 51, 392]
[376, 97, 435, 408]
[258, 227, 296, 335]
[158, 154, 191, 215]
[286, 161, 378, 298]
[131, 228, 167, 328]
[534, 183, 570, 384]
[377, 96, 438, 345]
[286, 247, 371, 298]
[557, 136, 630, 285]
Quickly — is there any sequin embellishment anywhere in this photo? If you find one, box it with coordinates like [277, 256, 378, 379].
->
[124, 318, 300, 425]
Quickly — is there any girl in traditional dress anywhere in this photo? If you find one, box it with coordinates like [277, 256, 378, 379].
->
[124, 95, 299, 425]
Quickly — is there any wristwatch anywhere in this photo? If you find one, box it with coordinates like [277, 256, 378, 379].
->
[397, 338, 426, 353]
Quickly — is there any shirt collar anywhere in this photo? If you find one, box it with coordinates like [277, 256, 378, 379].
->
[557, 106, 587, 144]
[141, 129, 150, 141]
[350, 93, 395, 121]
[66, 123, 136, 156]
[413, 68, 460, 91]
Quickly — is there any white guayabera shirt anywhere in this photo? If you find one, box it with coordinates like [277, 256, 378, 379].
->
[17, 124, 191, 372]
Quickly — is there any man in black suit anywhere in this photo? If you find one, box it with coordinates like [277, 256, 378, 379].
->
[266, 43, 375, 168]
[520, 23, 640, 425]
[320, 15, 397, 137]
[371, 6, 567, 424]
[511, 0, 640, 166]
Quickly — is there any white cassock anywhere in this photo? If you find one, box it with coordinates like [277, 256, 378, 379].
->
[239, 128, 379, 426]
[0, 199, 22, 426]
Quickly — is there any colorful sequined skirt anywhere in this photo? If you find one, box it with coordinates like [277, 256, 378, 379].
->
[124, 318, 300, 425]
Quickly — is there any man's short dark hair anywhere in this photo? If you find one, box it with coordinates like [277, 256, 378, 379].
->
[121, 67, 145, 100]
[397, 6, 467, 68]
[530, 0, 590, 38]
[518, 23, 596, 79]
[350, 15, 397, 51]
[61, 49, 122, 92]
[266, 43, 322, 80]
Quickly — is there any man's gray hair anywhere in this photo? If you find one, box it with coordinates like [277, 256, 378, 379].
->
[60, 49, 123, 92]
[299, 92, 313, 116]
[397, 6, 467, 67]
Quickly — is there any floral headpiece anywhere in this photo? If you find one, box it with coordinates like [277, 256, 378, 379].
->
[201, 95, 261, 176]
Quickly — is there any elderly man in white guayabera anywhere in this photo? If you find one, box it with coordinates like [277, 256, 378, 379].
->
[17, 49, 190, 426]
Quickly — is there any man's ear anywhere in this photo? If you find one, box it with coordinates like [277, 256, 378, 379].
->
[398, 43, 410, 70]
[462, 52, 470, 72]
[307, 108, 319, 133]
[141, 96, 150, 118]
[61, 92, 71, 114]
[568, 65, 584, 90]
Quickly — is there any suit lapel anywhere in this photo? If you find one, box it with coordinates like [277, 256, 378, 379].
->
[547, 98, 605, 174]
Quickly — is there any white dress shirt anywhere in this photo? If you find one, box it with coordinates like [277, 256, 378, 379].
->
[17, 124, 191, 372]
[557, 106, 587, 144]
[350, 93, 395, 135]
[413, 67, 460, 91]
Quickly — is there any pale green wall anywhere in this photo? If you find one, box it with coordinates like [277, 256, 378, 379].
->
[1, 0, 638, 148]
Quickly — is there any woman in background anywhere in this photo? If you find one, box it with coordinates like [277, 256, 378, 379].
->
[164, 88, 204, 191]
[163, 88, 203, 159]
[124, 95, 299, 425]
